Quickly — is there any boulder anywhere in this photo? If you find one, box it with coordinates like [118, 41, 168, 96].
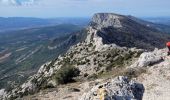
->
[132, 49, 166, 67]
[80, 76, 144, 100]
[0, 89, 6, 100]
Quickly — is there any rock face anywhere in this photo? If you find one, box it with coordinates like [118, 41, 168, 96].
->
[131, 48, 166, 68]
[91, 13, 123, 29]
[0, 89, 6, 100]
[80, 76, 144, 100]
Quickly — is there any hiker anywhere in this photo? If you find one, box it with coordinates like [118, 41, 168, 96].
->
[166, 42, 170, 55]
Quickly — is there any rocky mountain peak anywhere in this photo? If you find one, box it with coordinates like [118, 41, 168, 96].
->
[89, 13, 170, 50]
[91, 13, 123, 29]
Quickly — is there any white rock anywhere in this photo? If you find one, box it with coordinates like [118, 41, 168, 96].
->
[132, 49, 166, 68]
[80, 76, 144, 100]
[92, 13, 123, 29]
[0, 89, 6, 99]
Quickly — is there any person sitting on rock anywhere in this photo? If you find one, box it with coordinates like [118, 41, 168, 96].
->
[166, 42, 170, 56]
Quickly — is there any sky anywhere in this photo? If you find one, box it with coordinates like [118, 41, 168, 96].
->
[0, 0, 169, 18]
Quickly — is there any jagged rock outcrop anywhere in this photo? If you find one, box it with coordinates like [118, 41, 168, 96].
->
[131, 48, 166, 68]
[91, 13, 123, 29]
[0, 89, 6, 100]
[80, 76, 144, 100]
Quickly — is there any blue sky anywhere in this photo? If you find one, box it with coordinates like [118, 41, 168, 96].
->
[0, 0, 169, 18]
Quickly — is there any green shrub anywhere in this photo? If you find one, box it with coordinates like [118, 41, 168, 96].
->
[85, 59, 90, 63]
[88, 43, 93, 47]
[106, 53, 111, 59]
[77, 61, 86, 65]
[53, 65, 80, 85]
[5, 85, 14, 92]
[93, 58, 97, 62]
[124, 53, 132, 60]
[106, 56, 124, 70]
[87, 73, 98, 80]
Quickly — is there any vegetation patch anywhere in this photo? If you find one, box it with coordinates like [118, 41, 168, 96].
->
[120, 68, 147, 79]
[87, 73, 98, 80]
[53, 65, 80, 85]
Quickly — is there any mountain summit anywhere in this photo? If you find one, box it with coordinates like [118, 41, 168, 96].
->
[91, 13, 123, 29]
[90, 13, 170, 50]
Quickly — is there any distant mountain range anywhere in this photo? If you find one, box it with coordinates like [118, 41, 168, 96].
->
[0, 16, 170, 33]
[143, 17, 170, 26]
[129, 16, 170, 34]
[0, 17, 90, 32]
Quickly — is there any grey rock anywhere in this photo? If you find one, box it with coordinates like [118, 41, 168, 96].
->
[91, 13, 123, 29]
[80, 76, 144, 100]
[132, 48, 166, 68]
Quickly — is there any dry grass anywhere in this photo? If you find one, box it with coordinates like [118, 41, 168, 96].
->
[146, 83, 158, 90]
[96, 67, 147, 80]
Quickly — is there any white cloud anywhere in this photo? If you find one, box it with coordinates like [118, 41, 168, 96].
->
[0, 0, 39, 6]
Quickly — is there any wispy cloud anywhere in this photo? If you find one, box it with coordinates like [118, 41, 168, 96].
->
[0, 0, 39, 6]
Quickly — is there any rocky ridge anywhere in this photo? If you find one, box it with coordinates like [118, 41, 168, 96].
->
[0, 26, 142, 99]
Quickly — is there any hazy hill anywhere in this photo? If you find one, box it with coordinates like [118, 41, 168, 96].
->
[128, 16, 170, 34]
[0, 17, 90, 32]
[144, 17, 170, 26]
